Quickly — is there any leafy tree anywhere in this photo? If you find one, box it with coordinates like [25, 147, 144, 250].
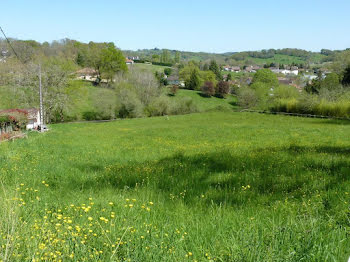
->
[200, 71, 217, 86]
[252, 69, 278, 87]
[322, 73, 341, 90]
[201, 81, 215, 97]
[186, 68, 201, 90]
[164, 68, 172, 76]
[152, 54, 160, 62]
[161, 49, 170, 63]
[209, 60, 222, 81]
[216, 81, 230, 98]
[174, 51, 180, 63]
[342, 65, 350, 86]
[99, 43, 128, 82]
[226, 73, 232, 82]
[85, 42, 127, 83]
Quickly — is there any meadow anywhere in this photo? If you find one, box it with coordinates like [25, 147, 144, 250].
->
[0, 112, 350, 261]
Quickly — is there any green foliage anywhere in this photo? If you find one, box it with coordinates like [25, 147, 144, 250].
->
[273, 85, 300, 99]
[342, 65, 350, 86]
[186, 68, 201, 90]
[252, 69, 279, 87]
[164, 67, 172, 76]
[237, 87, 258, 108]
[322, 73, 341, 90]
[115, 88, 144, 118]
[209, 60, 222, 81]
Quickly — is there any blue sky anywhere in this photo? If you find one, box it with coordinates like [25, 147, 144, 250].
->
[1, 0, 350, 53]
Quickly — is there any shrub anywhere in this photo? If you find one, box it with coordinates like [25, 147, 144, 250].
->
[82, 111, 98, 121]
[252, 68, 278, 87]
[237, 87, 258, 108]
[201, 81, 215, 97]
[145, 96, 171, 117]
[115, 89, 144, 118]
[273, 85, 299, 100]
[152, 61, 173, 67]
[170, 97, 198, 115]
[164, 68, 172, 76]
[216, 81, 230, 98]
[169, 85, 179, 96]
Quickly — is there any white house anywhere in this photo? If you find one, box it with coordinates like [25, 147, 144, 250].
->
[25, 108, 41, 130]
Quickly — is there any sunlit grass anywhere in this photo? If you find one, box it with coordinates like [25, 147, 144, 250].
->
[0, 112, 349, 261]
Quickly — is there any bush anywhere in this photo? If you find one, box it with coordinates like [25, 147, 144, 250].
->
[216, 81, 230, 98]
[252, 69, 279, 87]
[273, 85, 299, 100]
[170, 97, 198, 115]
[82, 111, 99, 121]
[201, 81, 215, 97]
[115, 88, 144, 118]
[237, 87, 258, 108]
[169, 85, 179, 96]
[152, 61, 173, 67]
[145, 96, 171, 117]
[164, 68, 172, 76]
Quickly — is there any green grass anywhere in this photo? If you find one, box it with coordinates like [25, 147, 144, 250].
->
[1, 112, 350, 261]
[172, 89, 237, 112]
[132, 63, 171, 74]
[248, 54, 327, 66]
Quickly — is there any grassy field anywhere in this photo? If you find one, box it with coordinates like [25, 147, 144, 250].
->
[131, 63, 171, 74]
[0, 112, 350, 261]
[172, 89, 237, 112]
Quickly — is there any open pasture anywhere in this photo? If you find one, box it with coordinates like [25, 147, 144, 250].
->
[0, 112, 350, 261]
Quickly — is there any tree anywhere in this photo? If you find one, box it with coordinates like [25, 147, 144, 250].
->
[209, 59, 222, 81]
[161, 49, 170, 63]
[200, 71, 217, 86]
[252, 68, 278, 87]
[226, 73, 232, 82]
[186, 68, 201, 90]
[342, 65, 350, 86]
[322, 72, 341, 90]
[86, 42, 127, 84]
[216, 81, 230, 98]
[152, 54, 160, 62]
[100, 43, 128, 82]
[174, 51, 180, 63]
[201, 81, 215, 97]
[164, 67, 172, 76]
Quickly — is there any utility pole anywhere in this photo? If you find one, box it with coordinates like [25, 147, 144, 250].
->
[39, 64, 44, 131]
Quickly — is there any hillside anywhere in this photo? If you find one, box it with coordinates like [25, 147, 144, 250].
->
[0, 81, 237, 120]
[123, 48, 329, 66]
[1, 112, 349, 261]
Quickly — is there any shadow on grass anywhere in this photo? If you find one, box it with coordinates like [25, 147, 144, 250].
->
[74, 145, 350, 207]
[308, 119, 350, 125]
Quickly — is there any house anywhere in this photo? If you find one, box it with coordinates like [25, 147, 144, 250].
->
[127, 56, 140, 61]
[167, 75, 180, 85]
[270, 67, 298, 76]
[25, 108, 41, 130]
[223, 66, 241, 72]
[126, 58, 134, 65]
[76, 68, 98, 81]
[0, 108, 40, 131]
[278, 77, 293, 85]
[231, 66, 241, 72]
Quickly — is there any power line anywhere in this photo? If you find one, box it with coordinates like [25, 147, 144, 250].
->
[0, 26, 23, 63]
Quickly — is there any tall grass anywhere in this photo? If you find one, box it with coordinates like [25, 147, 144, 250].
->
[0, 112, 349, 261]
